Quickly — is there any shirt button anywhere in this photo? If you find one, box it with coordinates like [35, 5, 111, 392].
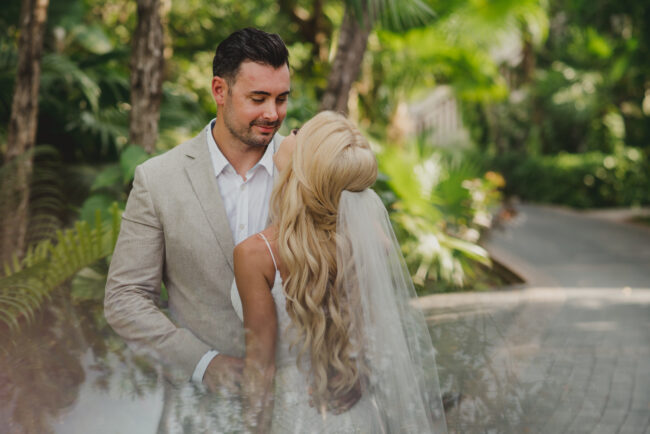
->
[239, 224, 245, 230]
[240, 184, 246, 191]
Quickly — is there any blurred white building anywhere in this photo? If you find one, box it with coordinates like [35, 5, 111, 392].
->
[408, 85, 470, 148]
[406, 33, 523, 149]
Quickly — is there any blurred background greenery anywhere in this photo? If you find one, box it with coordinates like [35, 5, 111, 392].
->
[0, 0, 649, 330]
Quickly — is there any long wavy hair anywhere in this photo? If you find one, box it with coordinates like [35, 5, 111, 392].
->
[269, 111, 377, 409]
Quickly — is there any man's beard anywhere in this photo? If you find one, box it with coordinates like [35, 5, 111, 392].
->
[223, 104, 279, 148]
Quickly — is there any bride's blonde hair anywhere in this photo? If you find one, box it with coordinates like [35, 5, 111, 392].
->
[270, 111, 377, 408]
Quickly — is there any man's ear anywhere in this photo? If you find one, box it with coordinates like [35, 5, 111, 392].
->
[211, 76, 228, 105]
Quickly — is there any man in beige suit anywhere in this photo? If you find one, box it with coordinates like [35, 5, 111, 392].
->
[104, 28, 290, 392]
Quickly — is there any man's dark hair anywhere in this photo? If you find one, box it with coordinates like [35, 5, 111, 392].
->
[212, 28, 289, 83]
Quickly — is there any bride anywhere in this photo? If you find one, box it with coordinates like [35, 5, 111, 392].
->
[231, 111, 447, 433]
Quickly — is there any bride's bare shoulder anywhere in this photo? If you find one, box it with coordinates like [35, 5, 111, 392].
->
[233, 233, 276, 285]
[234, 235, 267, 265]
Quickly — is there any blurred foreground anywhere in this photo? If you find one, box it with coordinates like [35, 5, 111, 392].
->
[2, 203, 649, 433]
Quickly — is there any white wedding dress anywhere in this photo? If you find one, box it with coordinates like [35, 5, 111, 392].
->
[231, 190, 447, 434]
[231, 247, 383, 433]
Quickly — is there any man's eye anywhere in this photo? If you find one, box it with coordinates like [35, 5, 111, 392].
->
[277, 97, 288, 103]
[252, 98, 264, 103]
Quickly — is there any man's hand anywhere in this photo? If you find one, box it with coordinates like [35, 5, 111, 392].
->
[203, 354, 244, 394]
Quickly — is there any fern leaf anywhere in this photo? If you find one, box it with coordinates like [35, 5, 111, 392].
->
[11, 254, 21, 275]
[0, 203, 123, 329]
[0, 304, 21, 330]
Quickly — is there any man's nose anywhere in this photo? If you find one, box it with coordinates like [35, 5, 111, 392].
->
[262, 101, 279, 122]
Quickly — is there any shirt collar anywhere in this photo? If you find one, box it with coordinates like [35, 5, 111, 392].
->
[207, 120, 229, 177]
[206, 119, 275, 178]
[256, 135, 275, 177]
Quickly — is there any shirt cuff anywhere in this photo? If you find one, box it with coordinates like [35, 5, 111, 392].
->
[191, 350, 219, 384]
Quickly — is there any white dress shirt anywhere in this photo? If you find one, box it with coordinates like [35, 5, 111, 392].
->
[191, 119, 280, 383]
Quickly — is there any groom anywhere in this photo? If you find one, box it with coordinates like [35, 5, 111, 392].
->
[104, 28, 290, 391]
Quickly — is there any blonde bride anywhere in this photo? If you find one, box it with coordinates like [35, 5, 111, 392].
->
[231, 111, 447, 433]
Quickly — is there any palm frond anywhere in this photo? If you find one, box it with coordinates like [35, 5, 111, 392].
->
[376, 138, 499, 290]
[157, 83, 208, 149]
[371, 0, 435, 31]
[26, 146, 67, 245]
[65, 106, 129, 150]
[40, 53, 102, 112]
[0, 204, 122, 331]
[345, 0, 435, 31]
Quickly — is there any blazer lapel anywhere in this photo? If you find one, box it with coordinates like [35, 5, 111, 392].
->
[184, 130, 235, 271]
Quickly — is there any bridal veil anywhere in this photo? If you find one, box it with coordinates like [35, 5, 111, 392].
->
[336, 189, 447, 433]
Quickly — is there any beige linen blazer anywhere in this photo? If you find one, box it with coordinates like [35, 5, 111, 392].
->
[104, 128, 282, 381]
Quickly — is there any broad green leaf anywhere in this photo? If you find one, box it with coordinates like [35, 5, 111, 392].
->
[80, 194, 115, 224]
[73, 24, 114, 55]
[120, 145, 151, 184]
[90, 164, 122, 191]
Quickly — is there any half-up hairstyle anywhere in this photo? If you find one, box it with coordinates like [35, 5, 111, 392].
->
[269, 111, 377, 410]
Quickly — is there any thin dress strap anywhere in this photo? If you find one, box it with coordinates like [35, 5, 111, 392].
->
[258, 233, 278, 273]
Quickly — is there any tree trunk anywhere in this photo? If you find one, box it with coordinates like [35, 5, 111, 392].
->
[0, 0, 50, 266]
[319, 2, 372, 115]
[129, 0, 165, 154]
[278, 0, 332, 64]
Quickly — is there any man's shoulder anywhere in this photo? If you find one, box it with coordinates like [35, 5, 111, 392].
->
[140, 130, 206, 174]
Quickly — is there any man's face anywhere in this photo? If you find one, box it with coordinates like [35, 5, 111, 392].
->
[216, 61, 290, 148]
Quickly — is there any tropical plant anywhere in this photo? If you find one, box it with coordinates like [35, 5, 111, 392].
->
[488, 146, 649, 208]
[320, 0, 435, 113]
[470, 0, 650, 207]
[79, 143, 151, 223]
[0, 203, 121, 330]
[375, 137, 503, 291]
[0, 0, 51, 265]
[355, 0, 548, 131]
[0, 0, 534, 328]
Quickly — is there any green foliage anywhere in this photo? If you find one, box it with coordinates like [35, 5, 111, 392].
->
[0, 0, 568, 308]
[118, 145, 151, 184]
[476, 0, 649, 157]
[89, 164, 122, 191]
[79, 193, 118, 224]
[0, 0, 207, 165]
[375, 138, 503, 291]
[25, 146, 68, 244]
[80, 144, 151, 223]
[0, 204, 122, 330]
[459, 0, 650, 211]
[489, 147, 650, 208]
[346, 0, 435, 31]
[0, 145, 71, 256]
[359, 0, 547, 127]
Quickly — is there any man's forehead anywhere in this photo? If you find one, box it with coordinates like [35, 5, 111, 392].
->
[234, 61, 290, 93]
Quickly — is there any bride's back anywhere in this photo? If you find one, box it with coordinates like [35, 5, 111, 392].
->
[267, 111, 446, 433]
[269, 111, 377, 410]
[268, 266, 384, 434]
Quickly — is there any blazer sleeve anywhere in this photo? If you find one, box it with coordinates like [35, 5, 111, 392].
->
[104, 164, 211, 381]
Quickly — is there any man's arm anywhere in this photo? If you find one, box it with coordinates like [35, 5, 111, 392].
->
[104, 165, 211, 381]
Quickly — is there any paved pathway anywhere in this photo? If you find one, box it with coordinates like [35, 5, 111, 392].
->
[418, 204, 650, 434]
